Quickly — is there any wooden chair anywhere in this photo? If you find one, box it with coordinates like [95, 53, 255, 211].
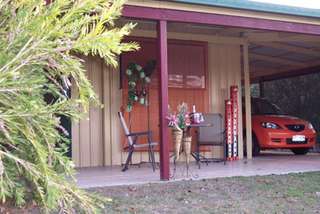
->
[118, 112, 158, 172]
[195, 113, 226, 167]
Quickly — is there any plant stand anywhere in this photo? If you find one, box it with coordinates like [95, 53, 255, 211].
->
[172, 128, 183, 177]
[183, 136, 192, 177]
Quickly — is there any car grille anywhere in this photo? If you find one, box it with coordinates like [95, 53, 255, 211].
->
[271, 138, 281, 143]
[285, 124, 305, 132]
[286, 138, 308, 145]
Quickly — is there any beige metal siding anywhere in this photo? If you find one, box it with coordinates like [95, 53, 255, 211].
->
[102, 62, 112, 166]
[109, 63, 123, 166]
[208, 44, 242, 158]
[72, 56, 104, 167]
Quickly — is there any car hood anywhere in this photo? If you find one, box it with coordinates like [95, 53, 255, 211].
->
[253, 114, 308, 125]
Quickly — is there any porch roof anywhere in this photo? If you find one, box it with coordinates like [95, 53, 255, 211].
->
[170, 0, 320, 18]
[125, 18, 320, 82]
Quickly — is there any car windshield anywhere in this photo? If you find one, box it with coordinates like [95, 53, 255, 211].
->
[252, 99, 284, 115]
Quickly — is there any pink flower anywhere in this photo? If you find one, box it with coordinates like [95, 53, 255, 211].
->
[166, 114, 178, 127]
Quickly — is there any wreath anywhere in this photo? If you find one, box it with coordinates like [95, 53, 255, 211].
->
[125, 60, 156, 112]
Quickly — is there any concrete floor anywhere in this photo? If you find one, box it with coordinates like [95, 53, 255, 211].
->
[76, 152, 320, 188]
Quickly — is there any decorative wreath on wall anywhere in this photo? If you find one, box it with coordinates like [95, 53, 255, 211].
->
[125, 60, 156, 112]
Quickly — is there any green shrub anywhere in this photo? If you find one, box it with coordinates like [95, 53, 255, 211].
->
[0, 0, 138, 212]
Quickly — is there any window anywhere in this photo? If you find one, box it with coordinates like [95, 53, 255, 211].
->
[168, 42, 206, 89]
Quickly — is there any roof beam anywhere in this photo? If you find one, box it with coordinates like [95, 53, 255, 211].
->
[251, 65, 320, 82]
[131, 29, 246, 44]
[249, 53, 306, 67]
[253, 42, 320, 57]
[123, 5, 320, 36]
[251, 67, 290, 79]
[248, 33, 320, 42]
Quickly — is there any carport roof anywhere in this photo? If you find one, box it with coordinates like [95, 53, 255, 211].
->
[171, 0, 320, 18]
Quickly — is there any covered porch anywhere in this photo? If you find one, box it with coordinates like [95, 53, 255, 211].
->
[76, 152, 320, 188]
[72, 2, 320, 182]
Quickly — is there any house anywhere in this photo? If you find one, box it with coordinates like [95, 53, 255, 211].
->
[71, 0, 320, 181]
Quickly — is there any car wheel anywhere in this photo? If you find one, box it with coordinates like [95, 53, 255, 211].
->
[243, 132, 260, 156]
[291, 148, 309, 155]
[252, 135, 260, 156]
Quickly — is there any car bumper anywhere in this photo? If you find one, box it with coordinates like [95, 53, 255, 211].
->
[256, 129, 316, 149]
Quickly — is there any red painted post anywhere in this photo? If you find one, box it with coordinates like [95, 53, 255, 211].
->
[157, 20, 170, 180]
[230, 86, 239, 160]
[225, 100, 233, 161]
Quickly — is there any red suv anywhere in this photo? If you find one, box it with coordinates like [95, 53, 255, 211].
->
[248, 98, 316, 156]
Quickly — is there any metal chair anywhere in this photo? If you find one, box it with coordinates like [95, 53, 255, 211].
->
[118, 112, 158, 172]
[195, 113, 226, 167]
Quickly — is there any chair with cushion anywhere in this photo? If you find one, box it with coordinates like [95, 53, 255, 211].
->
[118, 112, 158, 172]
[195, 113, 226, 167]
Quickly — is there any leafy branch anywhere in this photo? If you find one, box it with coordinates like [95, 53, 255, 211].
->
[0, 0, 138, 212]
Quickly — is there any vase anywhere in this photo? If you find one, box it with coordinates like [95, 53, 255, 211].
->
[172, 128, 183, 162]
[183, 136, 192, 167]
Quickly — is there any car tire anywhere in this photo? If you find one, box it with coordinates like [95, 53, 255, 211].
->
[243, 132, 260, 156]
[252, 135, 260, 156]
[291, 148, 309, 155]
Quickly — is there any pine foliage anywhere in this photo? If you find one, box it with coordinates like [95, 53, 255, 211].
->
[0, 0, 138, 212]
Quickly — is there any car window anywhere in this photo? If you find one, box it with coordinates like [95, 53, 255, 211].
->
[251, 99, 259, 115]
[254, 99, 283, 115]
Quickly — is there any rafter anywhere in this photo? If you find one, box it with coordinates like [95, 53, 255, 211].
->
[254, 42, 320, 57]
[251, 65, 320, 82]
[247, 32, 320, 43]
[249, 53, 306, 67]
[251, 67, 288, 79]
[131, 29, 246, 44]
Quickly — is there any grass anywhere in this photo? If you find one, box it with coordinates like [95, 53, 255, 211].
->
[92, 172, 320, 214]
[4, 172, 320, 213]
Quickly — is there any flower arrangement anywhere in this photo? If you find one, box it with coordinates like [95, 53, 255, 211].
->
[167, 103, 192, 170]
[167, 102, 191, 131]
[125, 60, 156, 112]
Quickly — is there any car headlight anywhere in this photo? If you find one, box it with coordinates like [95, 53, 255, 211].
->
[261, 122, 281, 129]
[308, 122, 314, 130]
